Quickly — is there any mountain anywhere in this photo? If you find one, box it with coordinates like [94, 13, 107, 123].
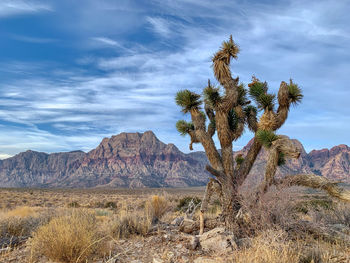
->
[0, 131, 208, 188]
[0, 131, 349, 188]
[308, 145, 350, 181]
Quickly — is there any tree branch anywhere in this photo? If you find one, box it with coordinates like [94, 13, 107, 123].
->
[275, 174, 350, 202]
[236, 138, 262, 186]
[206, 165, 226, 180]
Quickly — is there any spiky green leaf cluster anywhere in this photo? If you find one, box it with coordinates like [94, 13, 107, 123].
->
[259, 94, 275, 110]
[237, 83, 248, 105]
[203, 85, 221, 108]
[278, 152, 286, 166]
[244, 105, 257, 117]
[228, 108, 240, 131]
[248, 80, 275, 110]
[287, 80, 303, 105]
[256, 130, 278, 148]
[235, 154, 244, 165]
[176, 120, 194, 136]
[249, 80, 267, 99]
[175, 90, 202, 113]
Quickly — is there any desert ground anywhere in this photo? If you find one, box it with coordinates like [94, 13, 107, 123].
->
[0, 186, 350, 263]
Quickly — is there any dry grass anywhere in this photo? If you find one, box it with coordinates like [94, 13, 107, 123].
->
[30, 209, 106, 263]
[233, 229, 302, 263]
[145, 195, 169, 222]
[5, 206, 38, 218]
[109, 209, 151, 239]
[0, 187, 350, 262]
[0, 207, 53, 238]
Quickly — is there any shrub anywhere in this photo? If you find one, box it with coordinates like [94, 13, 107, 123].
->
[109, 210, 151, 239]
[104, 201, 117, 209]
[30, 210, 105, 263]
[145, 195, 168, 222]
[67, 201, 80, 208]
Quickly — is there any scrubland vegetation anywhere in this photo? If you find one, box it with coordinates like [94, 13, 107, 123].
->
[0, 187, 349, 262]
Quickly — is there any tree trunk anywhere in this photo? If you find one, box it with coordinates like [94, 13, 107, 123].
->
[220, 178, 241, 231]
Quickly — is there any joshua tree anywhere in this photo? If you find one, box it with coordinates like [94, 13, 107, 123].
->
[175, 36, 350, 233]
[175, 36, 304, 230]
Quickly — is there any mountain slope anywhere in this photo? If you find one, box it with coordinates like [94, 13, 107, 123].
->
[0, 131, 348, 188]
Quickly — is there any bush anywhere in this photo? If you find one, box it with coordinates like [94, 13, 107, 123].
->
[30, 210, 105, 263]
[104, 201, 117, 209]
[145, 195, 168, 222]
[67, 201, 80, 208]
[109, 210, 151, 239]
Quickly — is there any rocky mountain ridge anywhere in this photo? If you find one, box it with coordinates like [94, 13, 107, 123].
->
[0, 131, 348, 188]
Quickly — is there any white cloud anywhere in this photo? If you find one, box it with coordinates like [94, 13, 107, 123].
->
[1, 0, 349, 156]
[146, 17, 172, 38]
[0, 0, 51, 17]
[92, 37, 119, 46]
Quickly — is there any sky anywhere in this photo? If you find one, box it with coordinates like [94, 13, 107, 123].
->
[0, 0, 349, 159]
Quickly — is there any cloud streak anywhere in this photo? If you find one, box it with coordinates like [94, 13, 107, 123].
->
[0, 0, 51, 17]
[0, 0, 349, 158]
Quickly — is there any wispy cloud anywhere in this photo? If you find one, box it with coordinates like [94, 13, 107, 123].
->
[11, 35, 57, 43]
[92, 37, 120, 46]
[0, 0, 51, 17]
[0, 0, 349, 157]
[146, 17, 172, 38]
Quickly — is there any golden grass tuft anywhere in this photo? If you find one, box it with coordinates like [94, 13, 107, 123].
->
[109, 210, 151, 239]
[232, 230, 302, 263]
[30, 209, 105, 263]
[6, 206, 38, 218]
[145, 195, 169, 221]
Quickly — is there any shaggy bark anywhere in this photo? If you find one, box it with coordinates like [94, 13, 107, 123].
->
[275, 174, 350, 202]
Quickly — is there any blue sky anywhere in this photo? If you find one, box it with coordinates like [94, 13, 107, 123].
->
[0, 0, 349, 159]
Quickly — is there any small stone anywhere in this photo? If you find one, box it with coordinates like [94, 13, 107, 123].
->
[153, 257, 164, 263]
[193, 257, 218, 263]
[176, 244, 183, 249]
[199, 227, 236, 253]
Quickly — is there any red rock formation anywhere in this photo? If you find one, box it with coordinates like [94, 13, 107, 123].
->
[0, 131, 348, 188]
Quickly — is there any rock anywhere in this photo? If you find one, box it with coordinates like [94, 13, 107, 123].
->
[190, 236, 200, 250]
[153, 258, 164, 263]
[180, 219, 199, 234]
[199, 227, 236, 253]
[194, 257, 220, 263]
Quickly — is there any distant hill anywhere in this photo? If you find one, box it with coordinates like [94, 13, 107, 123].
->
[0, 131, 349, 188]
